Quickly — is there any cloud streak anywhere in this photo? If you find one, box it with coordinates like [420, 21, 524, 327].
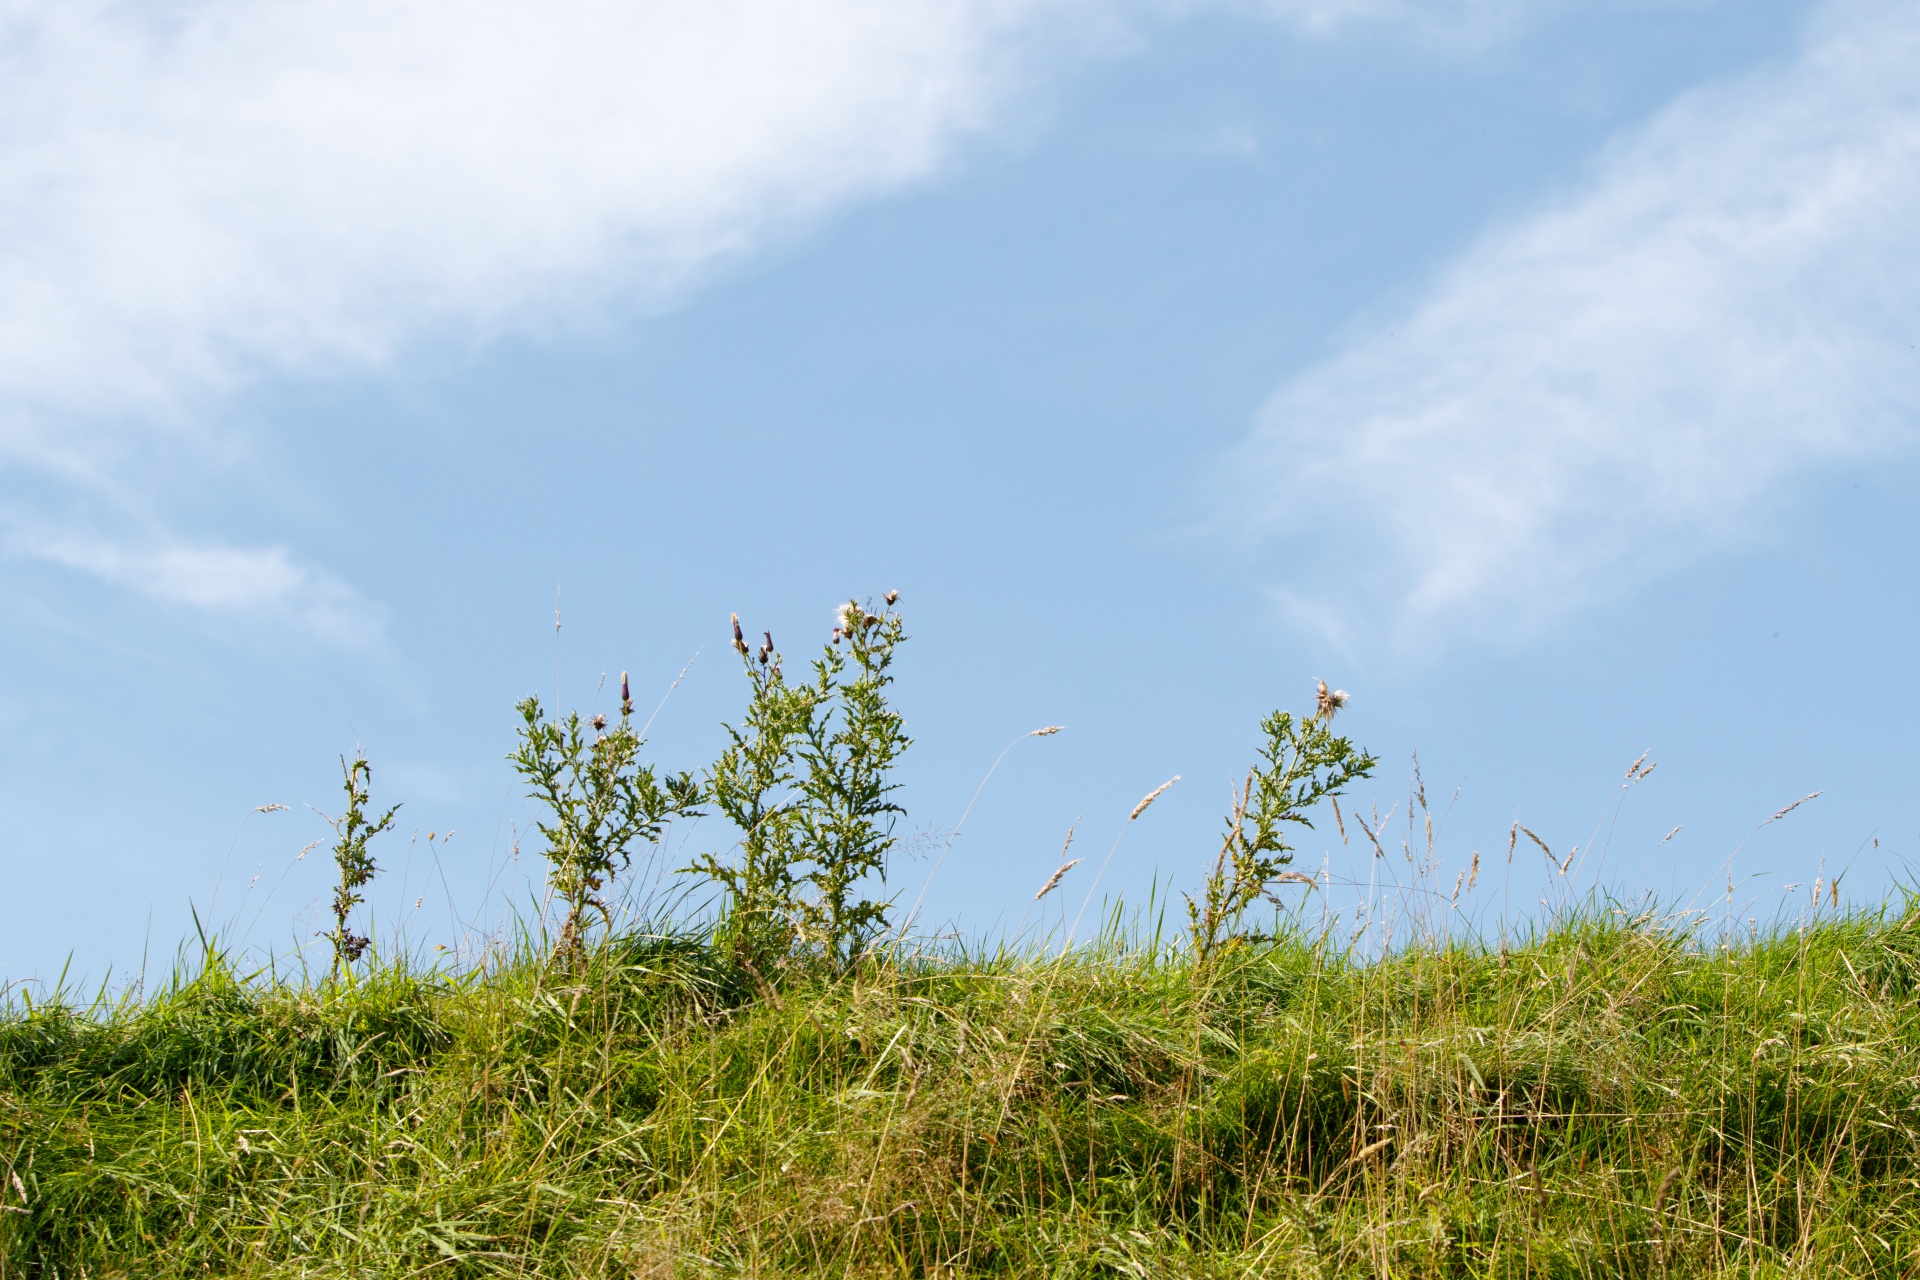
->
[2, 524, 386, 646]
[1238, 0, 1920, 644]
[0, 0, 1089, 432]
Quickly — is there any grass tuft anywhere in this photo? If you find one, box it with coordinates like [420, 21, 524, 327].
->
[8, 901, 1920, 1276]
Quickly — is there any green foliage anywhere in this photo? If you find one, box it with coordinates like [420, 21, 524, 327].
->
[512, 687, 701, 957]
[1188, 692, 1375, 970]
[692, 596, 910, 971]
[11, 909, 1920, 1276]
[323, 755, 398, 974]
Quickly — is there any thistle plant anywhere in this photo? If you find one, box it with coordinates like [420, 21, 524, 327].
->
[1187, 681, 1375, 970]
[325, 755, 398, 975]
[693, 595, 910, 971]
[512, 674, 701, 958]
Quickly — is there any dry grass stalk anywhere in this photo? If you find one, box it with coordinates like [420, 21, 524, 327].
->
[1129, 776, 1179, 821]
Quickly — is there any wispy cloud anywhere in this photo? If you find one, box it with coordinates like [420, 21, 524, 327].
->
[0, 0, 1549, 437]
[0, 0, 1566, 631]
[0, 0, 1112, 630]
[1236, 0, 1920, 646]
[2, 524, 387, 647]
[0, 0, 1093, 435]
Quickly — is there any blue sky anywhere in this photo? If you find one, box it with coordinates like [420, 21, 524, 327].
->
[3, 0, 1916, 982]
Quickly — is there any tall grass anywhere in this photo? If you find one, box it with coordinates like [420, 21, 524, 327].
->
[7, 896, 1920, 1277]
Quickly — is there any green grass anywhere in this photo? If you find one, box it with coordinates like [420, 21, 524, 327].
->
[8, 903, 1920, 1277]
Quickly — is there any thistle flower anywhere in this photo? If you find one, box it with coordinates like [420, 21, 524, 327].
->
[731, 613, 748, 655]
[591, 714, 607, 731]
[1315, 680, 1350, 721]
[620, 670, 633, 717]
[885, 589, 899, 606]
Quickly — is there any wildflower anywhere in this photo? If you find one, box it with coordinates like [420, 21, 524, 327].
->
[620, 670, 633, 717]
[1315, 680, 1350, 721]
[732, 613, 748, 655]
[885, 589, 899, 606]
[591, 714, 607, 731]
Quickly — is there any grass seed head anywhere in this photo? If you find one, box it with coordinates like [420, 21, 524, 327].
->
[1034, 859, 1083, 900]
[1130, 776, 1179, 821]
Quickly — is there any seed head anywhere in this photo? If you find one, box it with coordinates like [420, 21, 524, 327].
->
[1315, 680, 1350, 721]
[1034, 859, 1082, 901]
[591, 714, 607, 731]
[885, 589, 899, 606]
[1130, 776, 1180, 821]
[1029, 725, 1065, 737]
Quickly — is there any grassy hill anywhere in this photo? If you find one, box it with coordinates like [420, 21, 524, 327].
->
[7, 904, 1920, 1277]
[8, 602, 1914, 1275]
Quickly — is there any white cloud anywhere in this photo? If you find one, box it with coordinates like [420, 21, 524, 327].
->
[0, 0, 1559, 632]
[0, 0, 1114, 633]
[1236, 0, 1920, 645]
[2, 524, 386, 646]
[0, 0, 1540, 435]
[0, 0, 1094, 432]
